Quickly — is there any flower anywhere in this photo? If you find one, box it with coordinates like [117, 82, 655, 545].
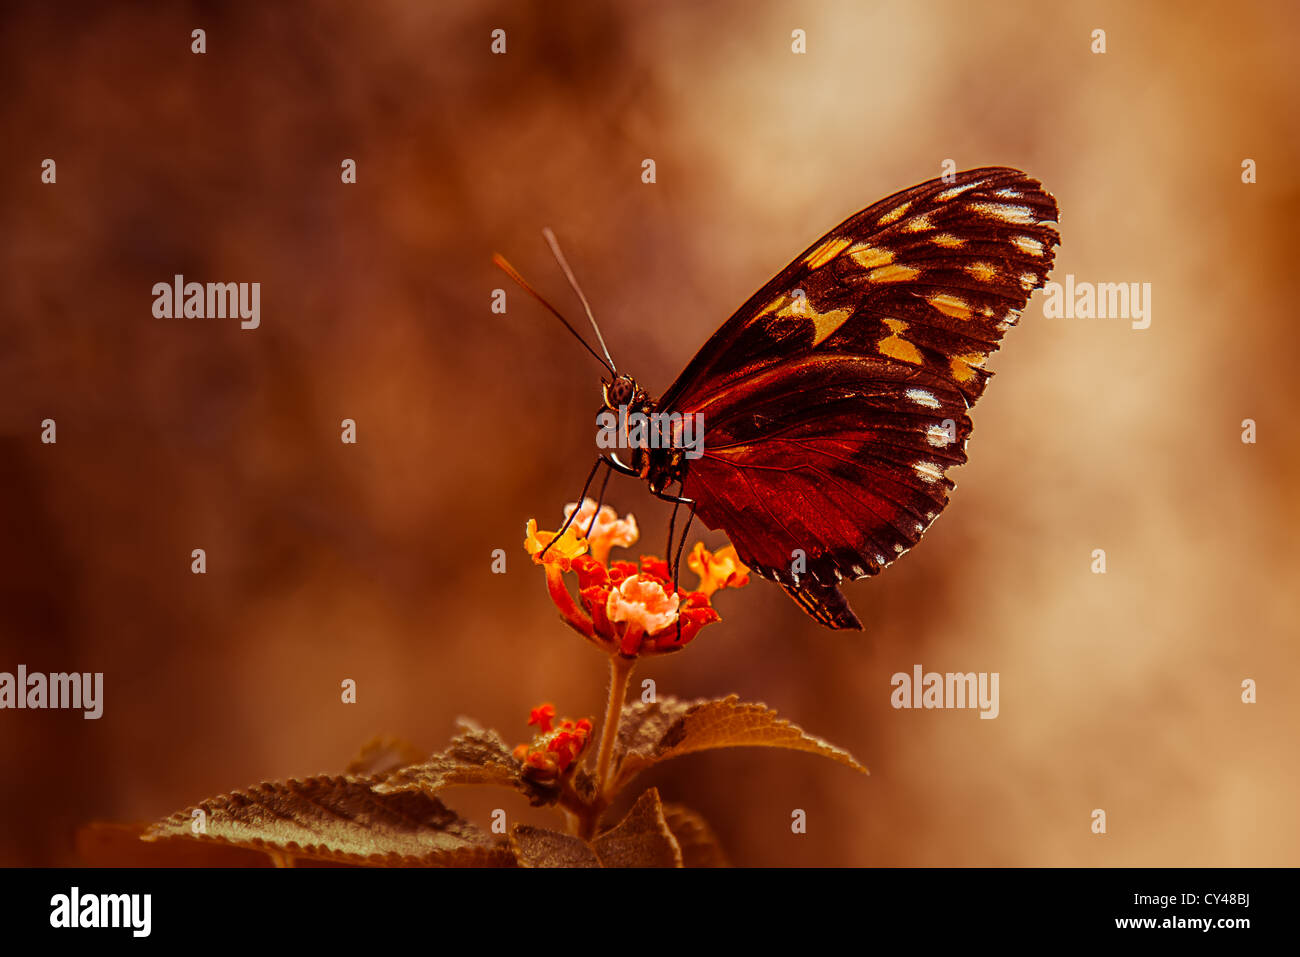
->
[563, 498, 638, 564]
[608, 573, 680, 636]
[513, 705, 593, 785]
[525, 502, 741, 658]
[575, 555, 720, 656]
[528, 703, 557, 733]
[687, 542, 751, 597]
[525, 516, 593, 638]
[524, 518, 588, 571]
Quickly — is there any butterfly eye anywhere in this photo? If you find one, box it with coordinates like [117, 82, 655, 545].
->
[607, 376, 635, 407]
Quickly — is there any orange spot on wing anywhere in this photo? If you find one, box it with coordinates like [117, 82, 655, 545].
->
[771, 297, 850, 347]
[877, 201, 911, 226]
[810, 309, 851, 346]
[949, 351, 986, 382]
[878, 318, 923, 364]
[849, 244, 894, 269]
[868, 264, 920, 283]
[928, 293, 972, 320]
[804, 237, 852, 270]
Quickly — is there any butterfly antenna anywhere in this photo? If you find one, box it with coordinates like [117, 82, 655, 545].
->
[542, 227, 618, 374]
[492, 252, 615, 375]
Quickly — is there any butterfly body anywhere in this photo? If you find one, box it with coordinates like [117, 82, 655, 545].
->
[590, 167, 1059, 630]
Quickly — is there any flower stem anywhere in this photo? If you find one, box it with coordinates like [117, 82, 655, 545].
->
[594, 654, 635, 802]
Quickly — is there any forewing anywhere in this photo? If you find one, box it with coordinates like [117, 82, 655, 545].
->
[660, 166, 1059, 414]
[660, 167, 1059, 628]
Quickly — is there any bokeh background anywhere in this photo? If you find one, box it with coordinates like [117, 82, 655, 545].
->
[2, 0, 1297, 866]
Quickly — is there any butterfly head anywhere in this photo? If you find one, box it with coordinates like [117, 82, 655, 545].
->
[602, 373, 649, 414]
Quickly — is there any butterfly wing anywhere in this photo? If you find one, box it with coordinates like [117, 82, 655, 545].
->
[678, 358, 972, 629]
[659, 167, 1060, 628]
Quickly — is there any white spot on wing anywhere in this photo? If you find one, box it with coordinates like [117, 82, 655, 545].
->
[914, 461, 944, 483]
[905, 387, 940, 409]
[1013, 235, 1045, 257]
[971, 202, 1035, 225]
[926, 425, 952, 447]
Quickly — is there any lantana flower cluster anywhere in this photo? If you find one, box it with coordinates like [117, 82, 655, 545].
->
[525, 498, 749, 658]
[512, 703, 593, 785]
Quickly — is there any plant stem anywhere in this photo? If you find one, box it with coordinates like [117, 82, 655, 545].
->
[594, 654, 635, 802]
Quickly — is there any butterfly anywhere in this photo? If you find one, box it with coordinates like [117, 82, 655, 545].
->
[503, 167, 1059, 630]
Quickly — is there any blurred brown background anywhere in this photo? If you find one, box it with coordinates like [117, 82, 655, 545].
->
[1, 0, 1297, 866]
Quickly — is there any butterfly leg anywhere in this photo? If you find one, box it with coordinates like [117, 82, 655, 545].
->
[648, 487, 696, 507]
[600, 452, 639, 477]
[648, 485, 697, 578]
[662, 500, 696, 643]
[665, 499, 682, 575]
[671, 503, 695, 584]
[584, 460, 613, 539]
[539, 456, 602, 560]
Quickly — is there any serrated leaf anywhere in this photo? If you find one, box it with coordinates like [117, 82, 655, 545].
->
[345, 734, 427, 776]
[591, 788, 682, 868]
[78, 822, 280, 867]
[143, 774, 514, 867]
[508, 789, 685, 868]
[374, 724, 556, 806]
[661, 803, 730, 868]
[510, 826, 600, 868]
[611, 694, 868, 792]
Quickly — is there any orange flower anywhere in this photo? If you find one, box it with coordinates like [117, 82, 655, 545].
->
[525, 503, 742, 657]
[525, 518, 588, 571]
[572, 555, 721, 656]
[687, 542, 751, 597]
[528, 703, 557, 734]
[525, 517, 595, 640]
